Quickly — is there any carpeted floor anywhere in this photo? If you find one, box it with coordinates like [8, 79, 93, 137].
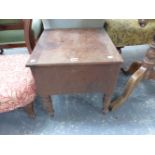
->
[0, 45, 155, 135]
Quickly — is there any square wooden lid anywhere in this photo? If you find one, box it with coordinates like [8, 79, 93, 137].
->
[27, 29, 123, 67]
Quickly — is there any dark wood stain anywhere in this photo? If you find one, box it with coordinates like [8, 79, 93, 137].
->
[27, 28, 123, 115]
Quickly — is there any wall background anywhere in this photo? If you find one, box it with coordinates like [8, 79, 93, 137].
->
[42, 19, 105, 29]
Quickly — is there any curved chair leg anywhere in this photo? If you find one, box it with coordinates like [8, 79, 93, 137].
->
[103, 93, 113, 113]
[0, 49, 4, 55]
[109, 66, 147, 111]
[121, 61, 142, 75]
[24, 102, 35, 118]
[109, 37, 155, 111]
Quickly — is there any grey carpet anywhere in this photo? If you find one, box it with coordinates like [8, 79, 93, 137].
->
[0, 45, 155, 135]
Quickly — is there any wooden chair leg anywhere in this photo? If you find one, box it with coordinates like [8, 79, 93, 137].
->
[109, 38, 155, 111]
[109, 66, 147, 111]
[24, 102, 35, 118]
[0, 49, 4, 54]
[41, 95, 54, 116]
[103, 93, 113, 113]
[121, 61, 142, 75]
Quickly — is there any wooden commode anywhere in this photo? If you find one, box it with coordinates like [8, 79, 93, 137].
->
[26, 28, 123, 116]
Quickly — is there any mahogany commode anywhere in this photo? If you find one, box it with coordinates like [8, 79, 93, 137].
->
[26, 28, 123, 116]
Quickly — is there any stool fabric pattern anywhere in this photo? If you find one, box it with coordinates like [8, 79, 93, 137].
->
[0, 54, 36, 113]
[105, 19, 155, 47]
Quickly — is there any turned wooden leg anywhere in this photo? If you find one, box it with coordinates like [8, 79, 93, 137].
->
[138, 19, 148, 27]
[121, 61, 142, 75]
[0, 49, 4, 54]
[24, 102, 35, 118]
[109, 66, 147, 111]
[103, 94, 113, 113]
[41, 95, 54, 116]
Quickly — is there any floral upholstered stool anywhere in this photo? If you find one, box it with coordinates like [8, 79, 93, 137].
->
[0, 54, 36, 117]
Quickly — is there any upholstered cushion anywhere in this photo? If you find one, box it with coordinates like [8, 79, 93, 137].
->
[0, 19, 42, 45]
[0, 19, 21, 25]
[0, 54, 36, 113]
[104, 19, 155, 47]
[0, 30, 25, 45]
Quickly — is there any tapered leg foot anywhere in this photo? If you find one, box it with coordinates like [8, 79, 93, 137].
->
[24, 102, 35, 118]
[41, 95, 54, 116]
[102, 94, 112, 114]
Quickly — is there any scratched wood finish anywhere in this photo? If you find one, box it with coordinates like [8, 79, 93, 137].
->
[27, 29, 122, 66]
[27, 29, 123, 115]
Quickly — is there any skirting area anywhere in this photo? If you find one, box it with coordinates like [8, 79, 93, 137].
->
[0, 45, 155, 135]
